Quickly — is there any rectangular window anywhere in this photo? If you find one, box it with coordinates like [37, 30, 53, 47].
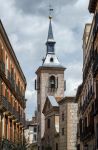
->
[96, 123, 98, 148]
[42, 146, 44, 150]
[47, 118, 50, 128]
[34, 127, 37, 132]
[34, 134, 37, 141]
[38, 125, 40, 133]
[62, 128, 64, 135]
[56, 143, 58, 150]
[62, 113, 64, 121]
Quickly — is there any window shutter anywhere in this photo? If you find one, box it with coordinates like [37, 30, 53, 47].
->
[96, 80, 98, 98]
[37, 78, 40, 90]
[35, 79, 37, 90]
[64, 80, 66, 91]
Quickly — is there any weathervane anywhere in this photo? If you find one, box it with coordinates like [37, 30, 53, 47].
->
[49, 3, 54, 20]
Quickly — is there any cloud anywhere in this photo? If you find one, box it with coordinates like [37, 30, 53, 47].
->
[65, 62, 82, 96]
[0, 0, 92, 119]
[14, 0, 78, 16]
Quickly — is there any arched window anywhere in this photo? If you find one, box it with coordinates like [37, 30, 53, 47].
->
[49, 76, 55, 89]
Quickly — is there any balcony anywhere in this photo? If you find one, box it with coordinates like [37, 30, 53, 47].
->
[81, 86, 94, 113]
[88, 86, 94, 101]
[20, 117, 25, 126]
[88, 0, 97, 13]
[80, 125, 94, 141]
[0, 96, 13, 114]
[13, 108, 19, 121]
[10, 75, 15, 90]
[83, 48, 94, 81]
[0, 95, 25, 126]
[0, 61, 26, 108]
[93, 54, 98, 77]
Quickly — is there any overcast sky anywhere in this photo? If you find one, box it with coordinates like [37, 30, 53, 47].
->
[0, 0, 92, 119]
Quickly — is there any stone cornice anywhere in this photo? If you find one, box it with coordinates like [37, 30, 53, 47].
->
[36, 66, 65, 74]
[0, 20, 27, 85]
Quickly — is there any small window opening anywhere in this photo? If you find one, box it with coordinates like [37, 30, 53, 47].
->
[50, 57, 53, 62]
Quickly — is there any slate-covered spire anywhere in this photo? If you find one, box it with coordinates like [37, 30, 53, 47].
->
[47, 18, 54, 40]
[46, 17, 56, 54]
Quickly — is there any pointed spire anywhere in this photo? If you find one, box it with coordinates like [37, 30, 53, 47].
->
[47, 18, 54, 41]
[46, 17, 56, 54]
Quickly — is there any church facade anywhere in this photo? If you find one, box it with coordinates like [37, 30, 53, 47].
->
[35, 16, 78, 150]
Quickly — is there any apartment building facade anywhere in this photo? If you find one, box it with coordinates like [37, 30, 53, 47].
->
[25, 113, 37, 149]
[76, 0, 98, 149]
[0, 20, 27, 148]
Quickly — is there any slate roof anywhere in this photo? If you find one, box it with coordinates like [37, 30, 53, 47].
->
[48, 96, 58, 107]
[47, 19, 54, 41]
[43, 53, 64, 68]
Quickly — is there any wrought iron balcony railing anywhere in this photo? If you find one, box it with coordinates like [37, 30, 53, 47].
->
[80, 125, 94, 141]
[93, 54, 98, 77]
[93, 12, 98, 38]
[83, 47, 94, 81]
[0, 61, 26, 109]
[81, 86, 94, 113]
[20, 117, 25, 126]
[1, 96, 13, 114]
[0, 95, 25, 126]
[13, 108, 19, 121]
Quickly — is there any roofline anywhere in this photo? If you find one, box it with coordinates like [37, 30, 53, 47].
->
[88, 0, 97, 13]
[58, 96, 76, 104]
[75, 84, 83, 102]
[42, 98, 59, 114]
[0, 20, 27, 85]
[83, 23, 92, 39]
[43, 106, 59, 115]
[36, 66, 66, 74]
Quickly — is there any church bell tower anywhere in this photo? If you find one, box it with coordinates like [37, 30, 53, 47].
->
[35, 15, 66, 149]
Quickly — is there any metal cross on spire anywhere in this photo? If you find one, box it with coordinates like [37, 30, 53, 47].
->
[49, 4, 54, 19]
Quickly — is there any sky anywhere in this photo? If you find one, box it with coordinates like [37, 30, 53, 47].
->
[0, 0, 92, 119]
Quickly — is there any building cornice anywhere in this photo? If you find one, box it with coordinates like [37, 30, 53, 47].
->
[58, 96, 76, 104]
[0, 20, 27, 85]
[43, 106, 59, 115]
[36, 66, 65, 74]
[75, 84, 83, 102]
[88, 0, 97, 13]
